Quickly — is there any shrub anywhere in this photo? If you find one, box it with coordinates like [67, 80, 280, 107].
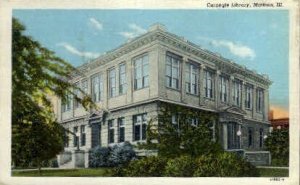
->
[122, 156, 167, 177]
[265, 128, 289, 166]
[193, 154, 218, 176]
[193, 152, 259, 177]
[109, 142, 136, 166]
[89, 146, 111, 167]
[164, 155, 196, 177]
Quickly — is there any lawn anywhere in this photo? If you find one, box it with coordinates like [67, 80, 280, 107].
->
[258, 168, 289, 177]
[12, 168, 113, 177]
[12, 167, 289, 177]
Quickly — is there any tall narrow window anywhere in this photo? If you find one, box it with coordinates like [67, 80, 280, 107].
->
[119, 63, 127, 94]
[233, 80, 242, 107]
[62, 93, 73, 112]
[256, 88, 264, 113]
[109, 68, 116, 97]
[81, 79, 88, 94]
[133, 114, 147, 141]
[204, 70, 213, 99]
[227, 122, 239, 149]
[245, 85, 253, 109]
[166, 53, 181, 89]
[91, 74, 103, 102]
[80, 125, 86, 146]
[64, 129, 69, 147]
[248, 127, 253, 147]
[134, 54, 149, 90]
[108, 120, 114, 144]
[259, 128, 264, 148]
[185, 62, 199, 95]
[73, 126, 78, 147]
[118, 117, 125, 143]
[219, 76, 228, 102]
[74, 82, 80, 109]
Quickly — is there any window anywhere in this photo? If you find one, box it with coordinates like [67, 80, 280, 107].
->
[82, 79, 88, 94]
[118, 118, 125, 143]
[233, 80, 242, 107]
[171, 113, 179, 130]
[248, 127, 253, 147]
[73, 126, 78, 147]
[245, 85, 253, 109]
[74, 82, 80, 109]
[185, 62, 199, 95]
[108, 120, 115, 144]
[62, 93, 72, 112]
[80, 125, 86, 146]
[166, 53, 181, 89]
[119, 63, 127, 94]
[219, 76, 228, 102]
[227, 122, 239, 149]
[64, 129, 69, 147]
[259, 128, 264, 148]
[133, 114, 147, 141]
[204, 70, 214, 99]
[190, 118, 199, 127]
[134, 54, 149, 90]
[256, 88, 264, 113]
[109, 68, 117, 97]
[91, 74, 103, 102]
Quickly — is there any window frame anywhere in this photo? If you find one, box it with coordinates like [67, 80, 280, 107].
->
[219, 76, 228, 103]
[185, 62, 199, 95]
[91, 73, 103, 102]
[165, 52, 181, 90]
[133, 114, 147, 141]
[108, 120, 115, 144]
[133, 54, 149, 90]
[256, 88, 264, 113]
[233, 80, 242, 107]
[118, 117, 125, 143]
[119, 62, 127, 95]
[80, 125, 86, 146]
[108, 68, 117, 98]
[245, 85, 253, 109]
[204, 70, 214, 99]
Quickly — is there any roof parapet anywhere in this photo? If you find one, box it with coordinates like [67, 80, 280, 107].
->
[148, 23, 167, 32]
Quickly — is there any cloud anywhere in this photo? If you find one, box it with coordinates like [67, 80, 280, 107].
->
[198, 37, 256, 60]
[89, 18, 103, 31]
[57, 42, 100, 59]
[119, 23, 147, 39]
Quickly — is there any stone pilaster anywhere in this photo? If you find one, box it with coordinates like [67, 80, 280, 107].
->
[126, 58, 133, 104]
[215, 70, 221, 109]
[181, 57, 188, 103]
[229, 75, 234, 106]
[199, 64, 206, 106]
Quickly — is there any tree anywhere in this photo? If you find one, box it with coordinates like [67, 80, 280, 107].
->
[12, 18, 94, 171]
[265, 128, 289, 166]
[139, 103, 223, 158]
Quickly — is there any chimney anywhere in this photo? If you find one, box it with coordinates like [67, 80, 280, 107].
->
[268, 110, 274, 120]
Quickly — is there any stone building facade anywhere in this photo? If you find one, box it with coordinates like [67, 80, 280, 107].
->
[55, 24, 272, 168]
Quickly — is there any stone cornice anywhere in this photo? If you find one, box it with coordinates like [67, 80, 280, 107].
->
[72, 29, 272, 86]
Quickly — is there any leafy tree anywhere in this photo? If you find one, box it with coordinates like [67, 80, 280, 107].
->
[265, 128, 289, 166]
[12, 18, 94, 172]
[139, 103, 223, 158]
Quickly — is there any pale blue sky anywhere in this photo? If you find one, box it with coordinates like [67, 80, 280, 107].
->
[13, 10, 289, 110]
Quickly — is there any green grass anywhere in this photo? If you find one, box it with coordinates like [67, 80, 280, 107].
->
[258, 168, 289, 177]
[12, 167, 289, 177]
[12, 168, 113, 177]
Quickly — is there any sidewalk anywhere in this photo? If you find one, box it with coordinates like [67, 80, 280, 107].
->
[256, 166, 289, 169]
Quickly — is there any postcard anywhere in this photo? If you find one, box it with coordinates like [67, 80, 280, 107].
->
[0, 0, 299, 185]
